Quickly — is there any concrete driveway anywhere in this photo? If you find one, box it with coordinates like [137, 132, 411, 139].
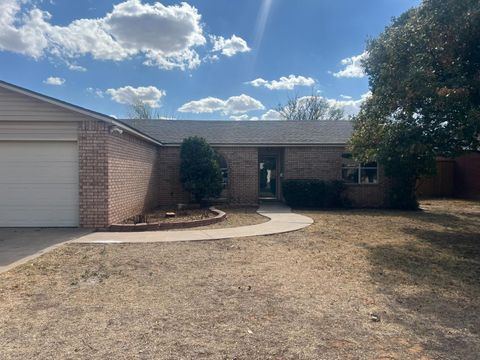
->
[0, 228, 91, 274]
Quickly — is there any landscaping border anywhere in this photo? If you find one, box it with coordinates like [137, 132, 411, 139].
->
[109, 207, 226, 232]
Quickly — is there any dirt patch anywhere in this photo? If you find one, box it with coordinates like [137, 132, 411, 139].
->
[0, 199, 479, 359]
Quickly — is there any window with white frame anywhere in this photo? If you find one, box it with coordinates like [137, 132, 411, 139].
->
[341, 154, 378, 184]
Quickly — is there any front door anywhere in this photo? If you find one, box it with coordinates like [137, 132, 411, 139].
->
[259, 155, 278, 199]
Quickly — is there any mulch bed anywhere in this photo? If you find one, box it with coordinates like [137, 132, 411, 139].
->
[111, 207, 225, 231]
[123, 207, 216, 224]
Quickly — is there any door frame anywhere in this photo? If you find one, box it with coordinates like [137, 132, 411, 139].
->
[258, 151, 280, 200]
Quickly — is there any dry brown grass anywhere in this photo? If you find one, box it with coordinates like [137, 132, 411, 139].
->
[0, 199, 479, 359]
[194, 206, 269, 230]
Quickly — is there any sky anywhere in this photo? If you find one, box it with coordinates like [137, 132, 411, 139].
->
[0, 0, 420, 120]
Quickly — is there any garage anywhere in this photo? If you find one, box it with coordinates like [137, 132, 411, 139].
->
[0, 141, 79, 227]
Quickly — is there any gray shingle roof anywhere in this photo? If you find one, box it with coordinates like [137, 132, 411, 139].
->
[120, 119, 353, 146]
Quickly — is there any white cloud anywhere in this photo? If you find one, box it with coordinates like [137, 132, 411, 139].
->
[247, 75, 315, 90]
[179, 94, 264, 115]
[87, 87, 105, 98]
[333, 51, 368, 78]
[260, 109, 282, 120]
[229, 114, 250, 121]
[106, 86, 166, 108]
[229, 109, 282, 121]
[340, 94, 352, 100]
[178, 97, 225, 114]
[1, 0, 250, 71]
[44, 76, 65, 86]
[66, 62, 87, 72]
[211, 35, 251, 57]
[324, 91, 372, 115]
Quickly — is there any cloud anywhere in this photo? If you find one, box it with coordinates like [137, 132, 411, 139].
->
[44, 76, 65, 85]
[229, 109, 282, 121]
[66, 62, 87, 72]
[178, 97, 225, 114]
[106, 86, 166, 108]
[323, 91, 372, 115]
[86, 87, 105, 98]
[229, 114, 250, 121]
[211, 35, 251, 57]
[260, 109, 282, 120]
[333, 51, 368, 78]
[179, 94, 264, 115]
[0, 0, 242, 71]
[247, 75, 315, 90]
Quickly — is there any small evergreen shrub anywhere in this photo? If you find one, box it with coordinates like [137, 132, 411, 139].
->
[180, 136, 223, 204]
[282, 180, 347, 208]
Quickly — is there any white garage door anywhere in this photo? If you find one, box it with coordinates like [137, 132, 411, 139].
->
[0, 141, 79, 227]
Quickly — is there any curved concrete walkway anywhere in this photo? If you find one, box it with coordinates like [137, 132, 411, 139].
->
[75, 204, 313, 244]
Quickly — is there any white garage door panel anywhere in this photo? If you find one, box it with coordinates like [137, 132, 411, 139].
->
[0, 184, 78, 205]
[0, 141, 79, 227]
[0, 208, 78, 227]
[0, 164, 76, 183]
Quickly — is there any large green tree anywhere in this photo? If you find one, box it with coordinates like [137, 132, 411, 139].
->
[180, 137, 223, 204]
[350, 0, 480, 209]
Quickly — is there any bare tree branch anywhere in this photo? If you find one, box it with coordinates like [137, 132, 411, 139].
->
[276, 93, 346, 121]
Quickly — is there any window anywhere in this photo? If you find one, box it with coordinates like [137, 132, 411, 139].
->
[342, 156, 378, 184]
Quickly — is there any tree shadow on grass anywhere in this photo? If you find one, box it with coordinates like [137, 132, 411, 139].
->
[367, 223, 480, 357]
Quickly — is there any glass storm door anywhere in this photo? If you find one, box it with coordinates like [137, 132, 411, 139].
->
[259, 156, 278, 199]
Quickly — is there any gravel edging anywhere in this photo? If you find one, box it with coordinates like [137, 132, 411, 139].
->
[109, 207, 226, 232]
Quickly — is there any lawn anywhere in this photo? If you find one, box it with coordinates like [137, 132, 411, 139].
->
[0, 200, 479, 359]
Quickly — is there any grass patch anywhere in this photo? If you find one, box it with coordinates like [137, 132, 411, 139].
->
[0, 200, 479, 359]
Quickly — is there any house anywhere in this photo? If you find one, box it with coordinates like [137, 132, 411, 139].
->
[0, 81, 389, 228]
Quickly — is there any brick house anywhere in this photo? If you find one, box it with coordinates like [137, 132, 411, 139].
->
[0, 81, 388, 228]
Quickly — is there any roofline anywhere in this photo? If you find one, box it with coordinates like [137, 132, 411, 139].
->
[161, 143, 348, 147]
[122, 119, 353, 123]
[0, 80, 163, 146]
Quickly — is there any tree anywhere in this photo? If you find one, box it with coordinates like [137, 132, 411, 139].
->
[128, 102, 161, 119]
[128, 101, 175, 120]
[350, 0, 480, 209]
[180, 137, 223, 204]
[276, 93, 346, 121]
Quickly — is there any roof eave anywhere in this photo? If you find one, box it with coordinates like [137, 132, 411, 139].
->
[161, 142, 349, 147]
[0, 80, 163, 146]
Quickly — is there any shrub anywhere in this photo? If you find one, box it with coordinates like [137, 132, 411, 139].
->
[282, 180, 347, 208]
[180, 136, 223, 204]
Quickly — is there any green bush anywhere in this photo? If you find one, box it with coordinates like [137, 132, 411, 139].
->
[180, 136, 223, 204]
[282, 180, 347, 208]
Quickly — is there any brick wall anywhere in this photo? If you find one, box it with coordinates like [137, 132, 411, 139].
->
[78, 121, 109, 228]
[284, 146, 343, 180]
[216, 147, 258, 205]
[156, 146, 259, 207]
[107, 131, 161, 224]
[79, 127, 391, 229]
[284, 146, 389, 208]
[79, 120, 162, 228]
[157, 147, 191, 206]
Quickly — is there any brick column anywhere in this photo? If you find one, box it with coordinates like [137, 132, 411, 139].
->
[78, 121, 109, 228]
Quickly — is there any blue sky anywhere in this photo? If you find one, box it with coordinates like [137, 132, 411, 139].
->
[0, 0, 420, 120]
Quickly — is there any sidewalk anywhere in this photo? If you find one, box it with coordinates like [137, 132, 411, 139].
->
[75, 204, 313, 244]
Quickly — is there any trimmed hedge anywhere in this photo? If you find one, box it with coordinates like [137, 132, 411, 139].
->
[282, 180, 347, 208]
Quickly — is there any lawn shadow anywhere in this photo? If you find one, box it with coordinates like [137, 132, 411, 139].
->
[366, 209, 480, 357]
